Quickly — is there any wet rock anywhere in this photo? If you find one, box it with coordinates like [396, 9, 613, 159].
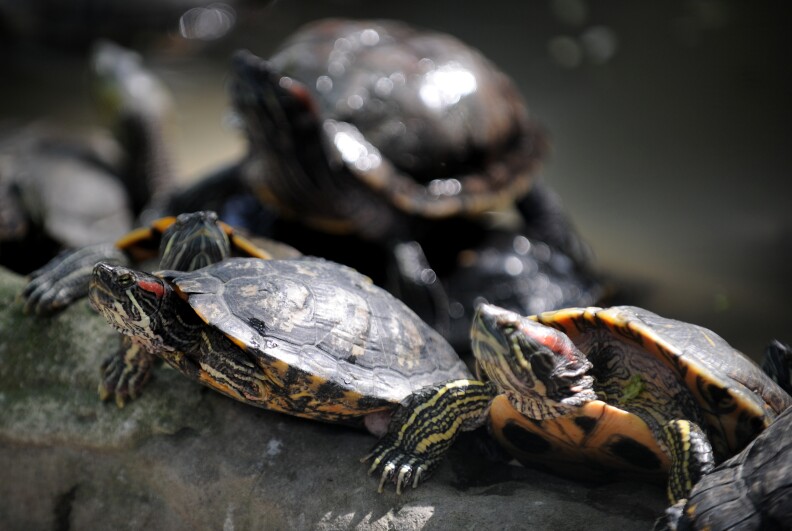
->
[0, 266, 666, 530]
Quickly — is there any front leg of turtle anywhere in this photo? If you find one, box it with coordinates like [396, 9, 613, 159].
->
[23, 243, 128, 315]
[386, 241, 451, 338]
[364, 379, 496, 494]
[515, 182, 593, 268]
[98, 337, 157, 408]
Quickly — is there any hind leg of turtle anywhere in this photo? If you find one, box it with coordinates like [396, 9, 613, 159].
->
[662, 419, 715, 505]
[363, 379, 496, 494]
[98, 338, 156, 408]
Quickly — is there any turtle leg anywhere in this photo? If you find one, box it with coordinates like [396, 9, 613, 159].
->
[98, 337, 157, 408]
[386, 241, 451, 338]
[363, 379, 496, 494]
[515, 182, 593, 268]
[761, 340, 792, 395]
[661, 419, 715, 506]
[22, 243, 128, 315]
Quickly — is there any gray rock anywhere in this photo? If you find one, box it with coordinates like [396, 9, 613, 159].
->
[0, 265, 666, 530]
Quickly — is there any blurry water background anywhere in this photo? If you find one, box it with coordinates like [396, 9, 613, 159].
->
[1, 0, 789, 359]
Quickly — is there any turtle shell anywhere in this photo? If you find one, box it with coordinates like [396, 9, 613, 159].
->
[164, 257, 470, 416]
[114, 213, 284, 265]
[268, 18, 545, 217]
[489, 306, 792, 478]
[673, 405, 792, 529]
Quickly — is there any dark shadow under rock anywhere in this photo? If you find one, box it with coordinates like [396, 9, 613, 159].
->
[0, 266, 666, 530]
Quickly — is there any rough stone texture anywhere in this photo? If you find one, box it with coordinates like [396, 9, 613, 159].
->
[0, 266, 666, 530]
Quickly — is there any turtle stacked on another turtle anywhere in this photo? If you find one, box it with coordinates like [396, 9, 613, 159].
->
[165, 18, 604, 352]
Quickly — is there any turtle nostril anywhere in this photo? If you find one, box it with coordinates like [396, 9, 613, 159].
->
[93, 262, 113, 276]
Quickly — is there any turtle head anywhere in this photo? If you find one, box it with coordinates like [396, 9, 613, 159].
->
[471, 303, 596, 419]
[159, 211, 231, 271]
[230, 49, 320, 154]
[91, 39, 171, 124]
[89, 262, 170, 350]
[229, 50, 348, 222]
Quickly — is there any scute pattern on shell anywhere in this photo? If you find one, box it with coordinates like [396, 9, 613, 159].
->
[166, 257, 470, 405]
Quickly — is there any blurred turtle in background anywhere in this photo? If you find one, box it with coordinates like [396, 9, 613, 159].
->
[166, 19, 604, 351]
[92, 39, 175, 220]
[0, 122, 133, 273]
[0, 40, 175, 273]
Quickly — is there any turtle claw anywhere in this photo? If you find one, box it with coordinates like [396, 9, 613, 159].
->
[375, 460, 415, 495]
[363, 436, 433, 495]
[21, 243, 126, 315]
[99, 341, 155, 408]
[378, 463, 396, 494]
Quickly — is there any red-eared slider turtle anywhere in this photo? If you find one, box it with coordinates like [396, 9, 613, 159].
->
[659, 405, 792, 530]
[87, 257, 471, 434]
[366, 305, 792, 500]
[23, 211, 298, 405]
[0, 40, 174, 273]
[229, 19, 546, 241]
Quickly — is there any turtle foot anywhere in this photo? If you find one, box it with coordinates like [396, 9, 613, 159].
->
[363, 435, 434, 495]
[99, 341, 155, 408]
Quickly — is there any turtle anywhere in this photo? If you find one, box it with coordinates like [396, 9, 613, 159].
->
[165, 18, 548, 231]
[91, 39, 175, 220]
[228, 19, 547, 241]
[365, 304, 792, 500]
[87, 256, 471, 438]
[0, 122, 133, 273]
[0, 40, 174, 273]
[166, 19, 600, 345]
[22, 211, 299, 405]
[658, 404, 792, 530]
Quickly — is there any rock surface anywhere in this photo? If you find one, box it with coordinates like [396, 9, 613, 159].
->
[0, 266, 666, 530]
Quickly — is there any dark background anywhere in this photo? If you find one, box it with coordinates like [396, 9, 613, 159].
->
[1, 0, 790, 358]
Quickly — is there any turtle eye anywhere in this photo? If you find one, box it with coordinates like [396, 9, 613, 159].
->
[501, 324, 517, 338]
[117, 273, 134, 288]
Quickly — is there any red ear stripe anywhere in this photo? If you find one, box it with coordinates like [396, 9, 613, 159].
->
[283, 78, 319, 116]
[137, 280, 165, 298]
